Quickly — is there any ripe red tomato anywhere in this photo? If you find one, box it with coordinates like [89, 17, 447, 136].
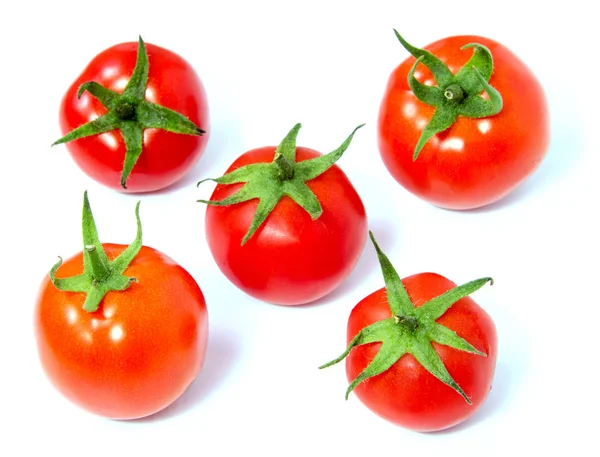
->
[57, 38, 209, 192]
[378, 33, 549, 209]
[201, 125, 367, 305]
[345, 273, 497, 432]
[34, 194, 208, 419]
[321, 233, 497, 432]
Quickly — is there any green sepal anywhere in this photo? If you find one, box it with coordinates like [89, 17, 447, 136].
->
[369, 230, 414, 316]
[320, 318, 409, 400]
[49, 191, 142, 312]
[120, 123, 144, 188]
[455, 43, 494, 94]
[53, 111, 122, 144]
[418, 276, 494, 321]
[393, 30, 503, 160]
[320, 231, 492, 404]
[457, 68, 503, 118]
[406, 57, 445, 106]
[52, 36, 205, 189]
[198, 123, 364, 245]
[412, 106, 458, 161]
[394, 30, 454, 87]
[78, 82, 120, 107]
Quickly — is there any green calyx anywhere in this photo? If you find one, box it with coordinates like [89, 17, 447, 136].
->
[320, 231, 492, 404]
[394, 30, 503, 160]
[197, 123, 364, 245]
[49, 191, 142, 312]
[52, 36, 205, 189]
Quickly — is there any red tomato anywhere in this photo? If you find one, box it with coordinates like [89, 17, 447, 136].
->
[345, 273, 497, 432]
[378, 34, 549, 209]
[35, 244, 208, 419]
[58, 40, 209, 192]
[204, 146, 367, 306]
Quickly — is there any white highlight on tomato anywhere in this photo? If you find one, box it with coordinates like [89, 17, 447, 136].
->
[416, 118, 428, 130]
[441, 137, 464, 151]
[144, 86, 157, 102]
[477, 119, 492, 134]
[101, 66, 118, 80]
[66, 307, 78, 325]
[113, 77, 129, 92]
[110, 325, 124, 342]
[101, 133, 119, 150]
[403, 102, 417, 118]
[103, 306, 116, 319]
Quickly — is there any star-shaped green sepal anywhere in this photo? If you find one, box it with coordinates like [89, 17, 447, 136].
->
[197, 123, 364, 245]
[49, 191, 142, 312]
[394, 30, 503, 160]
[53, 36, 205, 189]
[320, 231, 493, 403]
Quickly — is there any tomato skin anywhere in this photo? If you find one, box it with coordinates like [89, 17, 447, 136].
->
[346, 273, 497, 432]
[378, 35, 549, 209]
[205, 147, 367, 305]
[59, 41, 209, 192]
[34, 244, 208, 420]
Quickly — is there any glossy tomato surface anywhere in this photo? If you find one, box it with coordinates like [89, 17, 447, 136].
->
[346, 273, 497, 432]
[34, 244, 208, 420]
[59, 41, 209, 192]
[205, 147, 367, 306]
[378, 35, 549, 209]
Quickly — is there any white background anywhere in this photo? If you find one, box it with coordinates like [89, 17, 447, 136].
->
[1, 1, 597, 455]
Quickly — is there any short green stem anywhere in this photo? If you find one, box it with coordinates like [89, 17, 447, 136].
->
[393, 32, 504, 159]
[444, 84, 465, 103]
[49, 192, 143, 313]
[274, 153, 295, 181]
[394, 314, 419, 332]
[197, 124, 363, 244]
[85, 244, 111, 282]
[115, 101, 136, 120]
[320, 232, 492, 404]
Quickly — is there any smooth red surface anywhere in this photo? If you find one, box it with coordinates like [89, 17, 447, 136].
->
[378, 35, 549, 209]
[34, 244, 209, 420]
[346, 273, 497, 432]
[59, 41, 209, 192]
[205, 147, 367, 305]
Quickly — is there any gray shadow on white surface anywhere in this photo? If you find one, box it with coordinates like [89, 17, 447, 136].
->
[138, 330, 239, 422]
[161, 110, 244, 195]
[307, 218, 401, 307]
[467, 109, 584, 213]
[433, 325, 529, 434]
[442, 360, 518, 433]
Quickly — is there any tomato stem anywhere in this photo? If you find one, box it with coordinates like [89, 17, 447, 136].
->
[52, 36, 206, 189]
[393, 30, 503, 160]
[115, 101, 137, 120]
[444, 84, 465, 103]
[394, 315, 419, 332]
[274, 153, 295, 181]
[320, 231, 492, 404]
[198, 124, 364, 244]
[85, 244, 111, 282]
[48, 191, 143, 312]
